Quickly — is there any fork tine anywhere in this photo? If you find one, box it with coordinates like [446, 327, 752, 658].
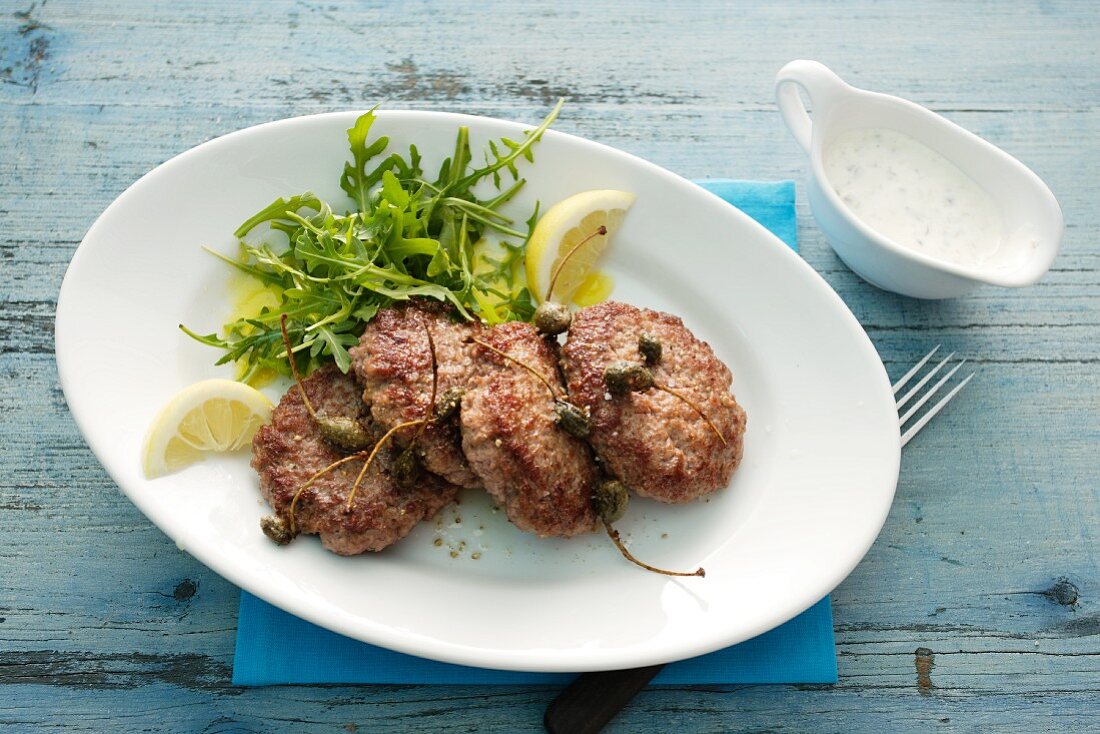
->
[898, 359, 966, 425]
[896, 352, 955, 409]
[892, 345, 940, 394]
[900, 371, 974, 447]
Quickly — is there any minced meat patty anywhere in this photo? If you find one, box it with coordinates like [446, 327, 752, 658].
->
[460, 322, 598, 537]
[251, 364, 459, 555]
[561, 301, 746, 503]
[349, 301, 483, 489]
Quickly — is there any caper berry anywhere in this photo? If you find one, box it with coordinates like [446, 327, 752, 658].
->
[603, 361, 655, 396]
[392, 445, 422, 488]
[434, 387, 465, 422]
[554, 398, 591, 438]
[593, 479, 629, 524]
[638, 333, 662, 365]
[534, 301, 572, 335]
[260, 515, 297, 545]
[318, 415, 372, 451]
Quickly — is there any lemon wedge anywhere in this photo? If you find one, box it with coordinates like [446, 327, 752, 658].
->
[142, 379, 273, 478]
[526, 189, 635, 304]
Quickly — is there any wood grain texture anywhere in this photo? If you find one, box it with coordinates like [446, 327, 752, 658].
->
[2, 0, 1098, 731]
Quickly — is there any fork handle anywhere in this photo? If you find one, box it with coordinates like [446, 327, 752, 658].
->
[544, 664, 665, 734]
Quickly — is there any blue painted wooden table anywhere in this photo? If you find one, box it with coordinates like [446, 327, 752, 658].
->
[2, 1, 1097, 730]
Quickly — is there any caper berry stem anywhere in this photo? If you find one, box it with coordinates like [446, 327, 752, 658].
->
[469, 336, 558, 399]
[603, 521, 705, 578]
[287, 417, 425, 534]
[545, 225, 608, 302]
[345, 418, 425, 510]
[280, 313, 319, 421]
[410, 323, 439, 446]
[603, 359, 726, 445]
[286, 451, 365, 535]
[280, 313, 371, 450]
[655, 385, 727, 446]
[283, 323, 442, 537]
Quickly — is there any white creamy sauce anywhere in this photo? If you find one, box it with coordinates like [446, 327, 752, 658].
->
[824, 128, 1003, 267]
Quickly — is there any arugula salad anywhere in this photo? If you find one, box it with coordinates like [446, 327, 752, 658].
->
[182, 101, 563, 382]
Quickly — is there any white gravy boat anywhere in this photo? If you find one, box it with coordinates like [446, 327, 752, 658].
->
[775, 60, 1062, 299]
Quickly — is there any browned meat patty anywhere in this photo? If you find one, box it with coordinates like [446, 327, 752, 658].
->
[251, 364, 459, 555]
[561, 301, 746, 503]
[349, 301, 483, 488]
[460, 322, 599, 537]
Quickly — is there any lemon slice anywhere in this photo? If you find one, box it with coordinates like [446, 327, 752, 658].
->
[526, 189, 635, 304]
[142, 379, 273, 478]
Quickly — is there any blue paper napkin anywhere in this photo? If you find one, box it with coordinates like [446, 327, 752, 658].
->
[233, 179, 838, 686]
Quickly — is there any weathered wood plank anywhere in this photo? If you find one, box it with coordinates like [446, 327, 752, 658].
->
[2, 0, 1098, 731]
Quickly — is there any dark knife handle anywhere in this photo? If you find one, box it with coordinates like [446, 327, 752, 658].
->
[544, 664, 665, 734]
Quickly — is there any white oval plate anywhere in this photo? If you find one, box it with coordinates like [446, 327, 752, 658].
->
[56, 111, 900, 672]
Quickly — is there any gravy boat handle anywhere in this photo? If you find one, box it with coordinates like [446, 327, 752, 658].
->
[775, 60, 853, 152]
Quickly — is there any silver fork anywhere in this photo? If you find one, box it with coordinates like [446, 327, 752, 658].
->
[544, 348, 974, 734]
